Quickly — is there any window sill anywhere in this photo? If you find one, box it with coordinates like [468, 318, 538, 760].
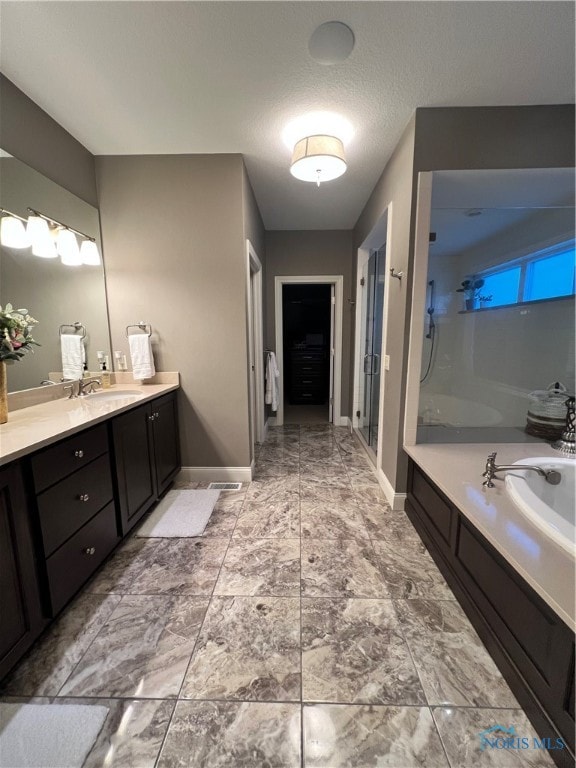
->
[457, 294, 574, 314]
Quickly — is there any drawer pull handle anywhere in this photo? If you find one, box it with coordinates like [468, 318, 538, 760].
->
[302, 367, 312, 371]
[303, 380, 312, 384]
[74, 450, 84, 458]
[84, 547, 96, 556]
[79, 494, 90, 502]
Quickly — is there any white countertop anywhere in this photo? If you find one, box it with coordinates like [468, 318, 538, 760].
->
[404, 442, 575, 632]
[0, 382, 179, 466]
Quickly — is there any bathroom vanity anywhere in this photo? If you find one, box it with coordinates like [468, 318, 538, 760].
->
[404, 445, 575, 768]
[0, 382, 180, 680]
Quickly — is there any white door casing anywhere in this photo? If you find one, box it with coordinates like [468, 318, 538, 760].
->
[246, 240, 265, 450]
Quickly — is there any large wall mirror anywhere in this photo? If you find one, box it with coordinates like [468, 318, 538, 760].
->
[0, 151, 111, 393]
[416, 167, 575, 443]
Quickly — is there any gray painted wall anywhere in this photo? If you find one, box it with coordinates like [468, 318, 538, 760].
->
[353, 117, 416, 492]
[0, 75, 98, 206]
[413, 105, 575, 172]
[352, 105, 575, 496]
[96, 154, 252, 469]
[264, 230, 354, 417]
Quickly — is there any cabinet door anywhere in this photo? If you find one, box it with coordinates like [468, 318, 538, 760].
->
[0, 463, 44, 680]
[112, 403, 156, 534]
[152, 393, 181, 496]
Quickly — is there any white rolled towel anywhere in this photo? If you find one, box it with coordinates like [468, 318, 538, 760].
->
[61, 334, 85, 380]
[129, 333, 156, 380]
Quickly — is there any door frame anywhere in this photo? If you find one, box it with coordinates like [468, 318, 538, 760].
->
[246, 240, 265, 450]
[274, 275, 344, 427]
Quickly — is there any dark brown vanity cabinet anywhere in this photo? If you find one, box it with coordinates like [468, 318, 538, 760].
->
[0, 389, 181, 682]
[30, 424, 120, 616]
[0, 462, 45, 680]
[112, 392, 180, 535]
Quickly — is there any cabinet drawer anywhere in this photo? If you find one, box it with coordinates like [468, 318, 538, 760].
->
[292, 359, 324, 371]
[46, 501, 119, 616]
[38, 454, 114, 557]
[411, 465, 452, 544]
[31, 424, 109, 492]
[291, 351, 325, 362]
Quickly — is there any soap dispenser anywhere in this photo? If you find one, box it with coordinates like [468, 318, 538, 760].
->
[100, 361, 111, 388]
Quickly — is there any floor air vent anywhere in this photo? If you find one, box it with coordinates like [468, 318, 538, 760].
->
[208, 482, 242, 490]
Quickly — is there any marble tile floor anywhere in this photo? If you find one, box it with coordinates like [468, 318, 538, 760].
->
[0, 426, 555, 768]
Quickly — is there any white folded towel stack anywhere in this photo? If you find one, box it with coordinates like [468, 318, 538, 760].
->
[129, 333, 156, 380]
[61, 334, 85, 380]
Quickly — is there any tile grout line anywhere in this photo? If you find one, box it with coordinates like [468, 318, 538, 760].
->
[154, 488, 248, 767]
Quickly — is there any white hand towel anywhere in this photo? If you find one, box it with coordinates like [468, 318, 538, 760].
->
[61, 334, 84, 380]
[265, 352, 280, 412]
[129, 333, 156, 380]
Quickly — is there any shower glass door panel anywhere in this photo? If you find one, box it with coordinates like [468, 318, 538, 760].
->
[360, 246, 385, 448]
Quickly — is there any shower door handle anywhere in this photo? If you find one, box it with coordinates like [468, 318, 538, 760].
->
[363, 354, 372, 374]
[373, 354, 381, 375]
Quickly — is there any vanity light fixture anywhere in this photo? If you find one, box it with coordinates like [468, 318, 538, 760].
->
[79, 239, 101, 266]
[57, 227, 82, 266]
[290, 134, 347, 186]
[0, 208, 30, 248]
[26, 208, 100, 266]
[27, 215, 57, 258]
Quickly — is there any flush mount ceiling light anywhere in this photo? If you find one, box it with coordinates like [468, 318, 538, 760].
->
[309, 21, 355, 65]
[290, 134, 347, 186]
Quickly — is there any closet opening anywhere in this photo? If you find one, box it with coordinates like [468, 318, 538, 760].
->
[273, 275, 343, 427]
[282, 284, 332, 424]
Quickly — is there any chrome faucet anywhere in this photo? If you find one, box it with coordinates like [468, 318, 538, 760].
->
[77, 377, 101, 396]
[482, 452, 561, 488]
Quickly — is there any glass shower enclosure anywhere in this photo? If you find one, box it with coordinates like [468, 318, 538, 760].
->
[359, 244, 386, 449]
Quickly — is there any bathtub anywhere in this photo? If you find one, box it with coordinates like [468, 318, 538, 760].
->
[418, 393, 503, 427]
[505, 457, 575, 555]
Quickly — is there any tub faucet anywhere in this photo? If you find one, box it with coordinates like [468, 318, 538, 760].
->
[482, 452, 561, 488]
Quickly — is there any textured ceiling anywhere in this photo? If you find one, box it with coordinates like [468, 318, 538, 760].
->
[0, 1, 574, 230]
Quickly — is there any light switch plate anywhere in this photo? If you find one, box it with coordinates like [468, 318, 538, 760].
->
[384, 355, 390, 370]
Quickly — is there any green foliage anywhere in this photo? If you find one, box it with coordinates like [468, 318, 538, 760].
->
[0, 303, 40, 363]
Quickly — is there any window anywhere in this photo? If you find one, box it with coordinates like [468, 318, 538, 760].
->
[470, 239, 575, 310]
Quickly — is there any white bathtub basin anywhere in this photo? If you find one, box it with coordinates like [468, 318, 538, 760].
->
[505, 457, 575, 554]
[86, 389, 143, 403]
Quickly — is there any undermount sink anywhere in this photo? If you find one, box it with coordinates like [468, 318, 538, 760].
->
[86, 389, 143, 402]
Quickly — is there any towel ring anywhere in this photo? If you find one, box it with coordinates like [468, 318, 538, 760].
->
[126, 322, 152, 337]
[59, 322, 86, 338]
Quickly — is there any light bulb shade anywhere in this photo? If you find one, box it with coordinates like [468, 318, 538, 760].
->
[57, 228, 82, 265]
[290, 134, 347, 184]
[1, 216, 29, 248]
[80, 239, 101, 266]
[27, 216, 57, 258]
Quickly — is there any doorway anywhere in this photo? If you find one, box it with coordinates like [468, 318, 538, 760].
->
[274, 275, 343, 427]
[282, 284, 331, 424]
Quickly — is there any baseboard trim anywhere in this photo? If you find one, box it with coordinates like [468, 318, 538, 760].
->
[335, 415, 348, 427]
[377, 468, 407, 511]
[178, 466, 254, 483]
[267, 417, 278, 427]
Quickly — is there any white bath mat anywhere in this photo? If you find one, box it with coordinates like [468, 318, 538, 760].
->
[0, 702, 108, 768]
[136, 489, 220, 537]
